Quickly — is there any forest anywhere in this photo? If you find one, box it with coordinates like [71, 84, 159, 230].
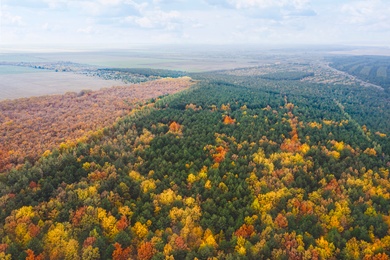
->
[0, 77, 193, 173]
[259, 71, 314, 81]
[0, 62, 389, 259]
[97, 68, 188, 79]
[329, 55, 390, 93]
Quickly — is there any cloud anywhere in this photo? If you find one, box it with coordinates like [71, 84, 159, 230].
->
[2, 0, 145, 15]
[1, 0, 389, 47]
[341, 1, 376, 24]
[203, 0, 233, 8]
[77, 26, 99, 34]
[66, 0, 145, 17]
[341, 0, 390, 31]
[205, 0, 310, 10]
[287, 8, 316, 17]
[153, 0, 185, 4]
[1, 0, 48, 8]
[124, 9, 182, 30]
[0, 8, 24, 26]
[205, 0, 316, 21]
[230, 0, 300, 9]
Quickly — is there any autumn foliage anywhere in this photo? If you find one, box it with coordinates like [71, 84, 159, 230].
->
[0, 77, 193, 172]
[223, 115, 235, 125]
[0, 68, 389, 259]
[235, 224, 255, 238]
[168, 121, 183, 134]
[137, 242, 156, 260]
[112, 243, 131, 260]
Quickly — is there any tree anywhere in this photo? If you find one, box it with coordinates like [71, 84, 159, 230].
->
[138, 242, 156, 260]
[112, 242, 131, 260]
[223, 116, 235, 125]
[169, 122, 183, 134]
[274, 214, 288, 229]
[82, 246, 100, 260]
[25, 249, 43, 260]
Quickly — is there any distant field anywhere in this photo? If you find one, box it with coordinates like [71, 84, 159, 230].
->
[46, 55, 258, 72]
[0, 70, 124, 100]
[0, 65, 48, 75]
[0, 51, 269, 72]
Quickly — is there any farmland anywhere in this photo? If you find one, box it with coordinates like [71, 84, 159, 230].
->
[0, 67, 123, 101]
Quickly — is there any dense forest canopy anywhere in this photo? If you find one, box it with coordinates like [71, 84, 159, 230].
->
[0, 59, 389, 259]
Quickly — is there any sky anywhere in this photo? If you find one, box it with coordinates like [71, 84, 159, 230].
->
[1, 0, 390, 49]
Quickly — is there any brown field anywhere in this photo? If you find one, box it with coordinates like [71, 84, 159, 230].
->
[0, 70, 124, 101]
[0, 77, 194, 172]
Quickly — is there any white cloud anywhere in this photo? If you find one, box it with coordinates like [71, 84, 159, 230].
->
[41, 22, 49, 30]
[1, 0, 389, 47]
[125, 9, 181, 30]
[77, 26, 98, 34]
[99, 0, 123, 6]
[205, 0, 316, 22]
[41, 0, 68, 9]
[341, 0, 390, 32]
[341, 1, 376, 24]
[65, 0, 144, 16]
[206, 0, 310, 10]
[0, 8, 24, 26]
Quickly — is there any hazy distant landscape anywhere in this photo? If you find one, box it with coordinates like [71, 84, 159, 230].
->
[2, 45, 388, 100]
[0, 46, 265, 100]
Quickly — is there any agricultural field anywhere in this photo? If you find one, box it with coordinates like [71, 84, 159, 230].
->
[0, 67, 123, 100]
[0, 65, 45, 75]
